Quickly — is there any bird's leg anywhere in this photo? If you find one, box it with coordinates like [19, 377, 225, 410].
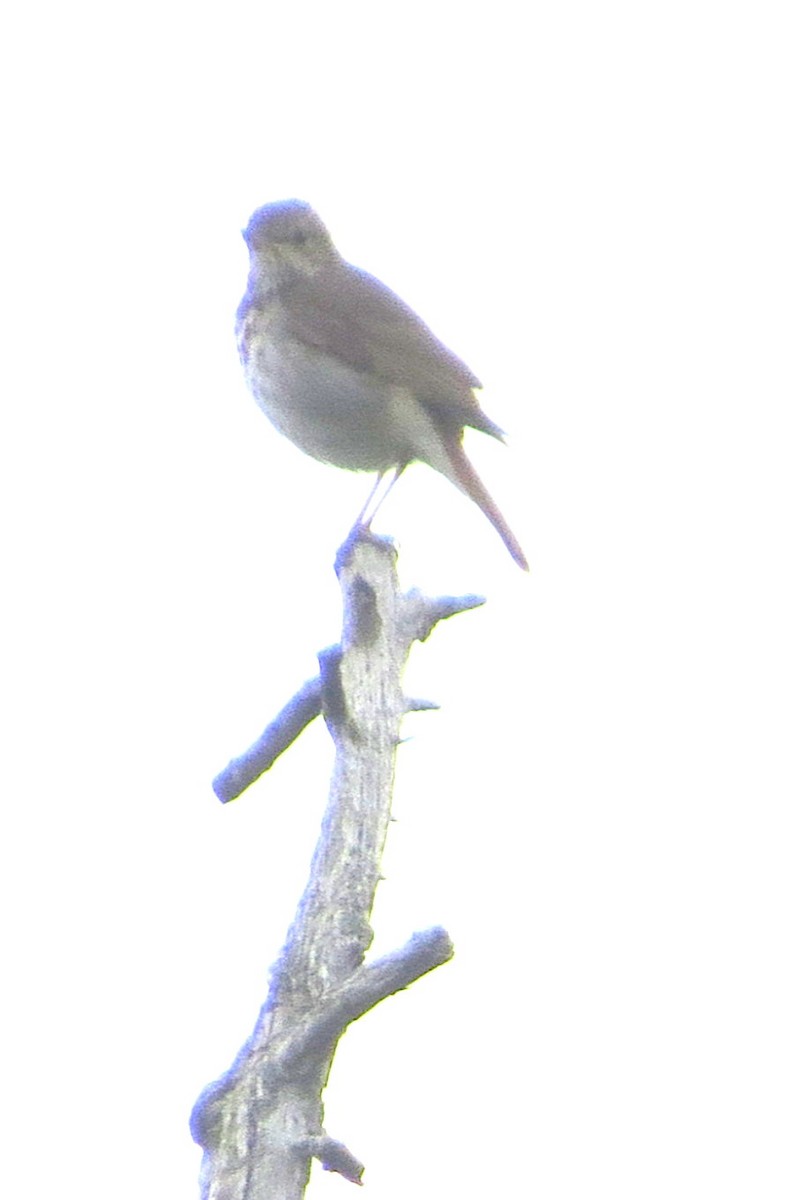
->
[353, 465, 407, 529]
[338, 467, 407, 564]
[337, 469, 401, 568]
[352, 470, 388, 529]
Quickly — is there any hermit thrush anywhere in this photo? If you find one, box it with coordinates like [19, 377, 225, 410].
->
[236, 200, 528, 569]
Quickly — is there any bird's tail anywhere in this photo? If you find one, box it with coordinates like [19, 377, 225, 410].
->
[442, 435, 529, 571]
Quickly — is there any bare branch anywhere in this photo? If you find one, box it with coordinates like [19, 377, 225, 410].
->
[212, 676, 322, 803]
[299, 1137, 365, 1186]
[399, 588, 486, 644]
[404, 696, 441, 712]
[274, 928, 455, 1071]
[211, 548, 484, 803]
[193, 532, 470, 1198]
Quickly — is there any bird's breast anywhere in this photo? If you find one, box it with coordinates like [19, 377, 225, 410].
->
[238, 301, 421, 471]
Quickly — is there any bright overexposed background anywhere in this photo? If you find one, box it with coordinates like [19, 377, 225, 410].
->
[2, 3, 799, 1197]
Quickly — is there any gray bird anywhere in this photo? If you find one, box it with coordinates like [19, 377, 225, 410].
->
[236, 199, 528, 569]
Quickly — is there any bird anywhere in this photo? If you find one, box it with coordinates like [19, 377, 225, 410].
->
[236, 199, 528, 570]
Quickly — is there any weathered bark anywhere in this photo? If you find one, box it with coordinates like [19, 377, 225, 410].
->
[192, 530, 484, 1198]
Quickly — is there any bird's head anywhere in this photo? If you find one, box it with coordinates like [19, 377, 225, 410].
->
[242, 199, 337, 290]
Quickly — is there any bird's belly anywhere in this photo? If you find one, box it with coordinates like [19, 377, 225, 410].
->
[244, 335, 412, 470]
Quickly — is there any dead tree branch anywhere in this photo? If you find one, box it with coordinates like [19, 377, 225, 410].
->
[213, 677, 323, 803]
[192, 532, 480, 1198]
[211, 560, 484, 803]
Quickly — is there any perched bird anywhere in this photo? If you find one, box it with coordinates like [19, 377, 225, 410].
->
[236, 199, 528, 569]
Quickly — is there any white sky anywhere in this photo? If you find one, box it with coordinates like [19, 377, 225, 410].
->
[2, 2, 799, 1197]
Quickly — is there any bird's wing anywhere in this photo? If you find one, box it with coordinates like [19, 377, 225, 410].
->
[281, 264, 504, 440]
